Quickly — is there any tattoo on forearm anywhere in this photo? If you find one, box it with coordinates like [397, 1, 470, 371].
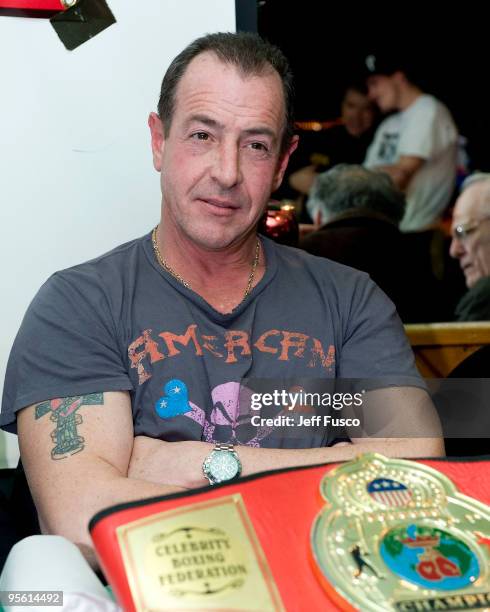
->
[35, 393, 104, 460]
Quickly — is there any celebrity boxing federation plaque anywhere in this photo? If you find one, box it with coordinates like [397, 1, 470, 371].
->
[117, 494, 284, 611]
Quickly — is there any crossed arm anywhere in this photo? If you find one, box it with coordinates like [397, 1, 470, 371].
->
[373, 155, 425, 192]
[17, 391, 183, 566]
[18, 387, 444, 564]
[288, 155, 424, 216]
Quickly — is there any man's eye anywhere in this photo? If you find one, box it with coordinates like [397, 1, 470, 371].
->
[249, 142, 267, 151]
[192, 132, 209, 141]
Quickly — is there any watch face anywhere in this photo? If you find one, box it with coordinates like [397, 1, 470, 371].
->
[209, 451, 240, 482]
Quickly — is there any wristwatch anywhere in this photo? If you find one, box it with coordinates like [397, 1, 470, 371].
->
[202, 443, 242, 485]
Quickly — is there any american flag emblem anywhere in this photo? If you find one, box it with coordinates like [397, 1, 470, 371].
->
[367, 478, 412, 507]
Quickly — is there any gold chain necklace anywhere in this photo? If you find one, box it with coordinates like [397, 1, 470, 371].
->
[151, 227, 261, 301]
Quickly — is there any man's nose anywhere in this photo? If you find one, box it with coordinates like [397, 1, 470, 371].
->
[211, 142, 242, 189]
[449, 235, 465, 260]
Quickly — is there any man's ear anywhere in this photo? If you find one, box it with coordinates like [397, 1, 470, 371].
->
[148, 112, 166, 172]
[272, 134, 299, 192]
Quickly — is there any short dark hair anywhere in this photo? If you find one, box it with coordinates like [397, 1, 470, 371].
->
[157, 31, 295, 154]
[309, 164, 405, 225]
[344, 81, 369, 98]
[364, 52, 424, 90]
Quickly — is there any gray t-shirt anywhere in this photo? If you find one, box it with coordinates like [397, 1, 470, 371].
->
[1, 233, 422, 447]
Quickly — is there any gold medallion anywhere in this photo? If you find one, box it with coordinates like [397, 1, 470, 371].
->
[311, 453, 490, 611]
[117, 493, 284, 611]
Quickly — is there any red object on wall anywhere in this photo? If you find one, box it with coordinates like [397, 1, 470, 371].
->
[0, 0, 67, 9]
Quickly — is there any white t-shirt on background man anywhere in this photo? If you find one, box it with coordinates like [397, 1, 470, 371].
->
[365, 94, 458, 232]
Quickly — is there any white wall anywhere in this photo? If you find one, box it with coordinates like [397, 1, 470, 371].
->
[0, 0, 236, 467]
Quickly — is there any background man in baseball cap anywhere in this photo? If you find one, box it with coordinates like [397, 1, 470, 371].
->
[363, 52, 458, 232]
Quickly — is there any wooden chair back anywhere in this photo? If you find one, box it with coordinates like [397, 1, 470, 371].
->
[404, 322, 490, 377]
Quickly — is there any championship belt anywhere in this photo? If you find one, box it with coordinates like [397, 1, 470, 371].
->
[311, 453, 490, 611]
[90, 455, 490, 611]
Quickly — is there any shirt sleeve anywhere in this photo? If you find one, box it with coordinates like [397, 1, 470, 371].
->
[398, 101, 441, 159]
[338, 273, 423, 388]
[1, 269, 133, 433]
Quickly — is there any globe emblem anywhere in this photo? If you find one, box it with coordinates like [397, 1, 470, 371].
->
[380, 524, 480, 591]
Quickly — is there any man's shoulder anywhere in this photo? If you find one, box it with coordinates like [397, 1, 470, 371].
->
[408, 94, 454, 123]
[54, 233, 149, 284]
[376, 111, 402, 132]
[412, 93, 438, 110]
[374, 112, 402, 133]
[268, 238, 372, 287]
[302, 215, 398, 242]
[35, 233, 150, 309]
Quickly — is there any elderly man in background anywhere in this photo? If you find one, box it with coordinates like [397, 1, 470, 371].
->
[450, 173, 490, 321]
[300, 164, 442, 322]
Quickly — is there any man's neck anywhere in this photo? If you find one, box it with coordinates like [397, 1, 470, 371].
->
[398, 84, 424, 111]
[154, 223, 265, 314]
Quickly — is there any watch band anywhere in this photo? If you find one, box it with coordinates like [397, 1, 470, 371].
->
[214, 443, 235, 452]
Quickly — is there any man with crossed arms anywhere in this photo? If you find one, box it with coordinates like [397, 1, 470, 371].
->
[1, 32, 443, 566]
